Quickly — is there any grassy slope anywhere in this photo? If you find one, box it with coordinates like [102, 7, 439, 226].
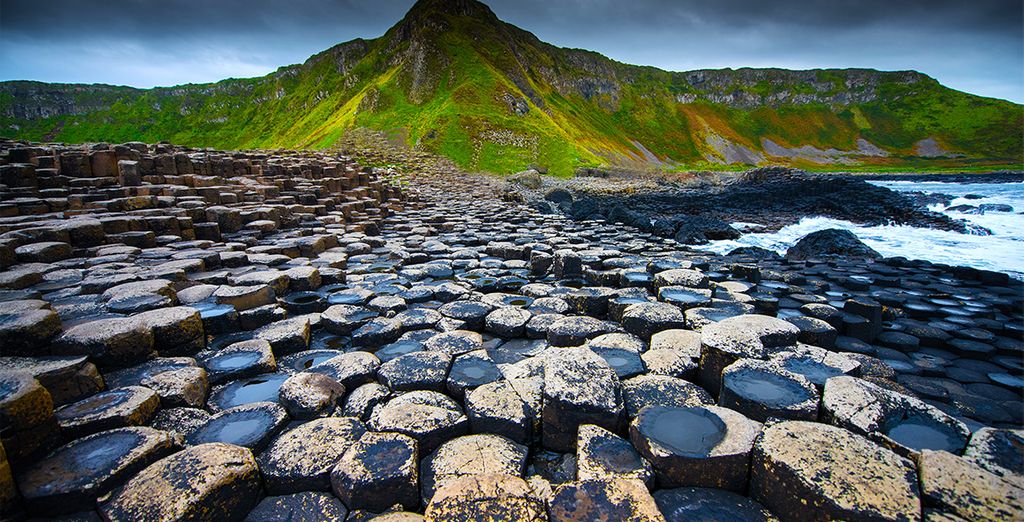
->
[1, 4, 1021, 176]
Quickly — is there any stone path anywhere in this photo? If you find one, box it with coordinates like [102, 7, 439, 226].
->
[0, 140, 1022, 521]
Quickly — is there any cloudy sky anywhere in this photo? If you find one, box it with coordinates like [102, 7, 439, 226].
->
[1, 0, 1021, 103]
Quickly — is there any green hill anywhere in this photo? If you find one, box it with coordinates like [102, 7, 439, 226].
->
[2, 0, 1022, 176]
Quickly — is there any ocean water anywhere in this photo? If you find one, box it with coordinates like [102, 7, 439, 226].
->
[697, 180, 1024, 278]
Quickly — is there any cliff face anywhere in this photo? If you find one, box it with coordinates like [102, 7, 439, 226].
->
[2, 0, 1021, 175]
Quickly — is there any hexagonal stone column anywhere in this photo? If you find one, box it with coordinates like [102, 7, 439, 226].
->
[419, 433, 528, 503]
[698, 314, 799, 393]
[98, 443, 262, 521]
[424, 474, 546, 521]
[16, 427, 179, 515]
[258, 417, 366, 494]
[331, 431, 420, 512]
[750, 421, 920, 521]
[630, 405, 761, 492]
[542, 347, 624, 452]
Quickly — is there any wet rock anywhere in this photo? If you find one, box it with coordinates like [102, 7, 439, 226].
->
[198, 339, 276, 384]
[653, 269, 709, 289]
[589, 344, 645, 379]
[331, 431, 420, 512]
[187, 401, 288, 451]
[149, 407, 210, 438]
[542, 347, 625, 452]
[785, 229, 882, 260]
[653, 487, 777, 521]
[438, 300, 493, 330]
[321, 304, 377, 334]
[962, 427, 1024, 487]
[621, 302, 687, 340]
[698, 314, 800, 393]
[918, 449, 1023, 521]
[254, 316, 311, 354]
[16, 426, 179, 515]
[658, 286, 712, 310]
[465, 378, 540, 445]
[621, 375, 713, 419]
[344, 382, 391, 421]
[822, 376, 970, 456]
[215, 284, 275, 312]
[750, 420, 920, 522]
[369, 391, 468, 453]
[576, 424, 653, 488]
[258, 416, 366, 494]
[278, 371, 345, 419]
[56, 386, 160, 440]
[0, 355, 103, 405]
[245, 491, 349, 522]
[640, 349, 697, 380]
[485, 307, 532, 338]
[424, 330, 483, 356]
[548, 316, 617, 347]
[424, 474, 546, 522]
[97, 442, 262, 522]
[630, 405, 761, 492]
[310, 351, 380, 389]
[207, 372, 290, 411]
[279, 349, 344, 374]
[353, 317, 403, 348]
[785, 316, 837, 349]
[52, 316, 155, 368]
[134, 306, 205, 355]
[141, 366, 209, 408]
[549, 478, 664, 521]
[101, 279, 177, 314]
[0, 372, 59, 465]
[719, 359, 819, 422]
[674, 216, 741, 245]
[420, 433, 528, 503]
[378, 351, 452, 392]
[15, 241, 72, 263]
[446, 350, 501, 398]
[0, 306, 62, 355]
[771, 346, 860, 388]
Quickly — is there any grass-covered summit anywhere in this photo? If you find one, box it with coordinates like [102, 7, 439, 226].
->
[2, 0, 1021, 176]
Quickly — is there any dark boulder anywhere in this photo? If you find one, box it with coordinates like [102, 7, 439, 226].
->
[785, 229, 881, 260]
[674, 216, 740, 245]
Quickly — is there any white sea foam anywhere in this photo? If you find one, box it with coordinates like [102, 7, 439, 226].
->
[697, 180, 1024, 278]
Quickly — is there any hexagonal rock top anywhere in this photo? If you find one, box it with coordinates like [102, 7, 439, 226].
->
[698, 314, 800, 393]
[630, 405, 761, 492]
[750, 420, 920, 521]
[424, 474, 547, 521]
[97, 442, 262, 521]
[541, 347, 624, 452]
[548, 478, 664, 521]
[419, 433, 528, 503]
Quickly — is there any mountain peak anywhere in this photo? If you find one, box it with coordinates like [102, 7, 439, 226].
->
[403, 0, 498, 23]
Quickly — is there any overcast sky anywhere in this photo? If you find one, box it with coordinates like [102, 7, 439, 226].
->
[1, 0, 1021, 103]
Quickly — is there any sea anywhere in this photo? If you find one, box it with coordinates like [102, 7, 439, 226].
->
[697, 180, 1024, 279]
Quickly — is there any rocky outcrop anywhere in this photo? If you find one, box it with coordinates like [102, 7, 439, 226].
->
[785, 229, 882, 260]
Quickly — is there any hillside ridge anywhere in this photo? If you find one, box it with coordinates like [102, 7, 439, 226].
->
[2, 0, 1021, 175]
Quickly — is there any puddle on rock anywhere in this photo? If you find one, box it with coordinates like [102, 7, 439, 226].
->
[728, 370, 807, 406]
[207, 352, 262, 371]
[212, 374, 289, 409]
[886, 416, 962, 452]
[643, 407, 726, 457]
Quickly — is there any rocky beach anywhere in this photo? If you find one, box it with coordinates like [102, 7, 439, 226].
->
[0, 139, 1021, 521]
